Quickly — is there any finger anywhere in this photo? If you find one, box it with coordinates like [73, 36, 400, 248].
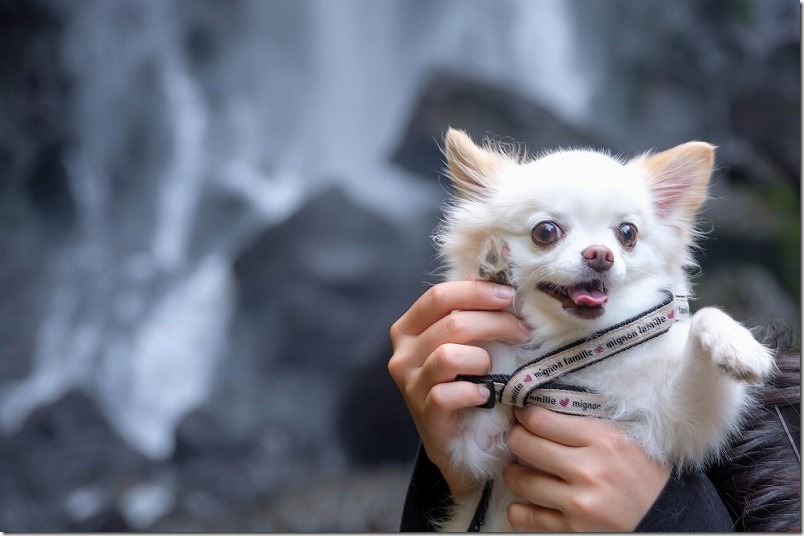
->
[513, 405, 607, 447]
[392, 281, 516, 338]
[502, 463, 568, 512]
[415, 309, 528, 362]
[507, 502, 567, 532]
[390, 310, 523, 376]
[392, 344, 491, 413]
[507, 422, 579, 479]
[420, 343, 491, 385]
[425, 380, 492, 412]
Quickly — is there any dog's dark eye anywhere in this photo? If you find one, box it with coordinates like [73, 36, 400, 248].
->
[531, 221, 563, 246]
[616, 223, 638, 248]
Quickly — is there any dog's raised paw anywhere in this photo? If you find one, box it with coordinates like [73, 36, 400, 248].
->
[691, 307, 775, 384]
[477, 236, 511, 285]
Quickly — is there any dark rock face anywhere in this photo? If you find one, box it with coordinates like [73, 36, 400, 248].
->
[392, 70, 606, 181]
[25, 142, 76, 231]
[0, 391, 148, 531]
[166, 409, 324, 529]
[232, 187, 434, 376]
[337, 342, 420, 467]
[0, 0, 75, 383]
[218, 186, 436, 446]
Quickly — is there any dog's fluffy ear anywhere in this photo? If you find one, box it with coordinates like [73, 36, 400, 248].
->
[444, 128, 506, 199]
[637, 141, 715, 219]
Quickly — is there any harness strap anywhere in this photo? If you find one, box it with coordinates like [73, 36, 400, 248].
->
[458, 291, 689, 417]
[521, 381, 610, 417]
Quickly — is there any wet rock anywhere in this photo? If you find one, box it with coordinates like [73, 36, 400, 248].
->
[337, 341, 419, 467]
[0, 0, 71, 144]
[250, 467, 410, 532]
[0, 390, 149, 531]
[232, 186, 435, 370]
[172, 409, 320, 498]
[694, 264, 800, 331]
[391, 69, 605, 180]
[155, 465, 411, 532]
[24, 142, 76, 231]
[0, 1, 76, 383]
[0, 225, 47, 382]
[575, 0, 800, 190]
[222, 186, 437, 437]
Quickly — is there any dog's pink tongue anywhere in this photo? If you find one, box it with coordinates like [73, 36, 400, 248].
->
[568, 286, 608, 307]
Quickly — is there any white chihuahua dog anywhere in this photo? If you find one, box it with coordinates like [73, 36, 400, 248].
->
[435, 128, 774, 531]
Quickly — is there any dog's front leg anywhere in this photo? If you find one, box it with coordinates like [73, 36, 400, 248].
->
[667, 307, 774, 466]
[689, 307, 775, 383]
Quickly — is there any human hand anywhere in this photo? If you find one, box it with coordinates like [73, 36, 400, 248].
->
[503, 405, 671, 532]
[388, 281, 530, 500]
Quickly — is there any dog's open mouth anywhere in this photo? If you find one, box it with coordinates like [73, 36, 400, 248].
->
[538, 281, 608, 319]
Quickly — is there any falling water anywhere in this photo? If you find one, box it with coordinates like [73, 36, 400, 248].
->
[0, 0, 595, 460]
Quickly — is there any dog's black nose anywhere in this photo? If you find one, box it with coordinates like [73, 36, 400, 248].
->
[582, 246, 614, 272]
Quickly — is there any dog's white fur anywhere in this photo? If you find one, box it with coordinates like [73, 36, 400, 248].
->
[435, 128, 775, 532]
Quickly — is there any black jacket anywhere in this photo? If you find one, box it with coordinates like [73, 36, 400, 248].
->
[398, 444, 735, 532]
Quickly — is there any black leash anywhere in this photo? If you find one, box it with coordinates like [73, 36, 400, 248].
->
[467, 480, 493, 532]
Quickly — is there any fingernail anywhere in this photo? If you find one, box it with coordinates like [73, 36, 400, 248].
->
[478, 385, 491, 401]
[493, 285, 516, 300]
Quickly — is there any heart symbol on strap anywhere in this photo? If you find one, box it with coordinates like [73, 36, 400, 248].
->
[668, 310, 675, 320]
[559, 398, 570, 407]
[595, 345, 605, 354]
[523, 374, 533, 383]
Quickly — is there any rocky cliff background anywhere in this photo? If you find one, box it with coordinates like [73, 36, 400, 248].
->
[0, 0, 799, 531]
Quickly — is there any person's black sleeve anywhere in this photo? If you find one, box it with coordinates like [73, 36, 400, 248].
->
[399, 443, 736, 532]
[635, 470, 735, 532]
[399, 445, 452, 531]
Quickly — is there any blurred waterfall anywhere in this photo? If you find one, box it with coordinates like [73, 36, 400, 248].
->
[0, 0, 594, 460]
